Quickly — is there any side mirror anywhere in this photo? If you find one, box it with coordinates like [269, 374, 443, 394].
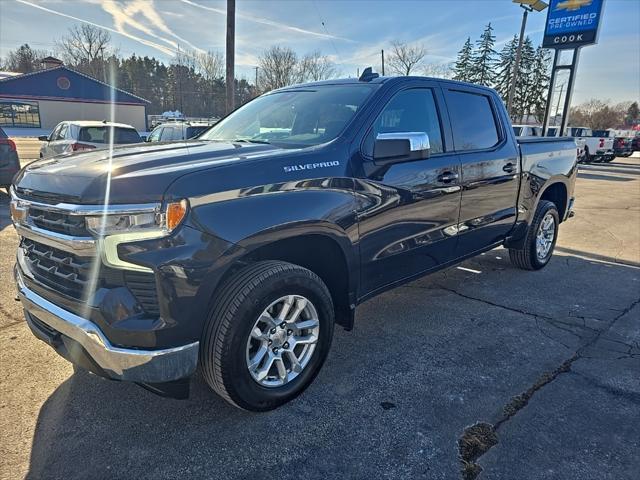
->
[373, 132, 430, 165]
[38, 135, 49, 142]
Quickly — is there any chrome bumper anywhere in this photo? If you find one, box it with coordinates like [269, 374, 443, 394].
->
[16, 268, 199, 383]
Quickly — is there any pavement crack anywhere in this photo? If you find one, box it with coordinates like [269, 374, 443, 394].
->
[434, 284, 551, 320]
[456, 296, 640, 480]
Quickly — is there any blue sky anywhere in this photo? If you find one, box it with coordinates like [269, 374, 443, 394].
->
[0, 0, 638, 104]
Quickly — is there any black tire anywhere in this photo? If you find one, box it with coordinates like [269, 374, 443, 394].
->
[508, 200, 559, 271]
[583, 147, 591, 163]
[200, 260, 334, 411]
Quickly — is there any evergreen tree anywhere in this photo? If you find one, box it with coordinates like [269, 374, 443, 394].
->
[469, 23, 497, 86]
[625, 102, 639, 126]
[452, 37, 473, 82]
[527, 46, 552, 122]
[513, 37, 536, 122]
[494, 35, 519, 104]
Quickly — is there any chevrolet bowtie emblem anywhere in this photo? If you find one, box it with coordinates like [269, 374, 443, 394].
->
[555, 0, 593, 11]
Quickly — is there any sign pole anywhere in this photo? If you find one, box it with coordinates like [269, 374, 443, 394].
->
[559, 48, 580, 135]
[541, 49, 560, 136]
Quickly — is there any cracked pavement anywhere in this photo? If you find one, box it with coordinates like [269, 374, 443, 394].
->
[1, 156, 639, 479]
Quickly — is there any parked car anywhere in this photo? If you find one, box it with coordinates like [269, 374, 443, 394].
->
[11, 73, 577, 410]
[512, 125, 543, 137]
[146, 121, 214, 142]
[566, 127, 614, 163]
[632, 135, 640, 152]
[544, 126, 586, 162]
[38, 121, 142, 159]
[592, 130, 633, 158]
[0, 126, 20, 191]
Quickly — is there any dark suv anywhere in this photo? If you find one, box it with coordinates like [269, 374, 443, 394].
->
[0, 126, 20, 191]
[147, 122, 214, 143]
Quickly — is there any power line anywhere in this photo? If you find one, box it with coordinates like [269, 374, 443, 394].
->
[311, 0, 340, 61]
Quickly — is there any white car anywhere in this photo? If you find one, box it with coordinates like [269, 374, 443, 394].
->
[545, 126, 587, 162]
[38, 121, 142, 159]
[565, 127, 614, 163]
[512, 125, 543, 137]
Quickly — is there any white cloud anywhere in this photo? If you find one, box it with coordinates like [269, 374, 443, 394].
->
[179, 0, 354, 42]
[15, 0, 177, 56]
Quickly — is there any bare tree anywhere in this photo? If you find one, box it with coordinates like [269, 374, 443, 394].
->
[56, 25, 111, 79]
[298, 51, 337, 82]
[387, 40, 427, 76]
[258, 46, 299, 92]
[197, 50, 224, 81]
[569, 99, 627, 130]
[422, 62, 454, 79]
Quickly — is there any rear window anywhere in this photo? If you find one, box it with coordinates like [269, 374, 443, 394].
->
[447, 90, 500, 151]
[79, 126, 141, 144]
[186, 126, 210, 138]
[513, 126, 522, 136]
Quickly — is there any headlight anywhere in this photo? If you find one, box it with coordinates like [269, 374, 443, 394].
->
[85, 200, 188, 273]
[85, 200, 188, 237]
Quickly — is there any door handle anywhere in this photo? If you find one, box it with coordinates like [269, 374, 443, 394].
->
[437, 172, 459, 183]
[502, 163, 516, 173]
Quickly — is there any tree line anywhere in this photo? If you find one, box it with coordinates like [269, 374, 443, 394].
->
[452, 23, 551, 123]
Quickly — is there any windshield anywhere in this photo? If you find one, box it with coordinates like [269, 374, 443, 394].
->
[200, 85, 376, 148]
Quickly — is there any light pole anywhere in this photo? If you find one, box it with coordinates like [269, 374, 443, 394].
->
[506, 0, 548, 121]
[226, 0, 236, 114]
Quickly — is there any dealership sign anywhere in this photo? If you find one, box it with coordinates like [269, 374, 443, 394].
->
[542, 0, 604, 49]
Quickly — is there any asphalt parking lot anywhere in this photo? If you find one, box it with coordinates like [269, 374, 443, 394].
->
[1, 156, 638, 480]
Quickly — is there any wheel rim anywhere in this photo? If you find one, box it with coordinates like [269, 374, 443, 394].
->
[245, 295, 320, 388]
[536, 212, 556, 261]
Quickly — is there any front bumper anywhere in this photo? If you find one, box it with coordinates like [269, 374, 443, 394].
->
[16, 267, 199, 383]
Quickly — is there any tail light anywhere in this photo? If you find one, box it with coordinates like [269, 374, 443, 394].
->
[599, 138, 605, 148]
[0, 138, 17, 151]
[70, 143, 96, 152]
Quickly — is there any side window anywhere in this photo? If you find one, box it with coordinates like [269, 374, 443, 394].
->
[148, 127, 162, 142]
[160, 127, 174, 141]
[446, 90, 500, 151]
[173, 126, 185, 141]
[58, 124, 68, 140]
[364, 88, 444, 156]
[49, 124, 61, 141]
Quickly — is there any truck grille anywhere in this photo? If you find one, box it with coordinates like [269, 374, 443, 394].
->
[22, 238, 90, 299]
[21, 238, 159, 315]
[29, 206, 89, 237]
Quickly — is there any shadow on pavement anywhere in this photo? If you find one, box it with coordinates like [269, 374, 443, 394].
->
[24, 248, 640, 479]
[576, 172, 635, 182]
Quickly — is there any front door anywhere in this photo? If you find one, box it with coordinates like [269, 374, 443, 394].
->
[442, 87, 520, 257]
[356, 85, 462, 297]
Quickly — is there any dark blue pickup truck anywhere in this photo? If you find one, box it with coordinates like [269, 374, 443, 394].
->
[10, 73, 577, 410]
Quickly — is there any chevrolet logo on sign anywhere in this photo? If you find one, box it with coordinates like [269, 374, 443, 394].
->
[555, 0, 593, 12]
[542, 0, 603, 49]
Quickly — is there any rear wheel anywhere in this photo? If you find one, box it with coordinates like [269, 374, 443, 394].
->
[200, 261, 334, 411]
[509, 200, 559, 271]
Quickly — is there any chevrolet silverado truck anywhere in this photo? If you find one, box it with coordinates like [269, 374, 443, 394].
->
[10, 72, 577, 411]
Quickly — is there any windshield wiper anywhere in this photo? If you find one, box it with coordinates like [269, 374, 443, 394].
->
[232, 139, 271, 145]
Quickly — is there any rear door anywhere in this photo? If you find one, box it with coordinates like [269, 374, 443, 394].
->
[357, 82, 462, 296]
[442, 86, 520, 257]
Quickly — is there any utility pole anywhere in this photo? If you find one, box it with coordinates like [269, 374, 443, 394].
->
[506, 6, 530, 119]
[225, 0, 236, 114]
[254, 66, 259, 93]
[554, 82, 565, 120]
[381, 49, 385, 76]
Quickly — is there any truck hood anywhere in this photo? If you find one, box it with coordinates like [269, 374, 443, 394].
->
[13, 141, 295, 204]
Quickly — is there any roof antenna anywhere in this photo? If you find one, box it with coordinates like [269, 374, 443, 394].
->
[359, 67, 379, 82]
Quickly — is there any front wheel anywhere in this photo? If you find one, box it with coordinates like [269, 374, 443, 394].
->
[509, 200, 559, 270]
[200, 261, 334, 411]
